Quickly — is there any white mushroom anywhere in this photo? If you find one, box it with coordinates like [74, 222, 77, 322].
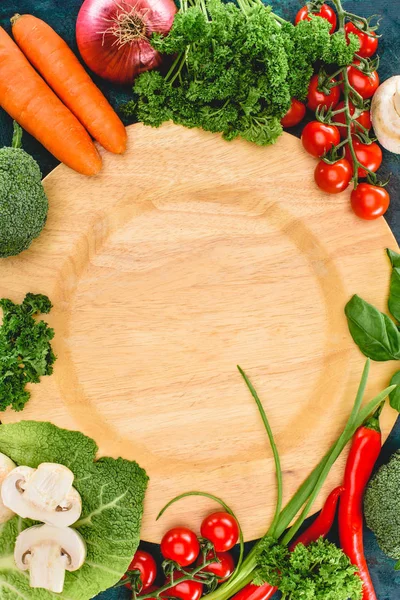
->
[14, 524, 86, 593]
[0, 452, 16, 523]
[1, 463, 82, 527]
[371, 76, 400, 153]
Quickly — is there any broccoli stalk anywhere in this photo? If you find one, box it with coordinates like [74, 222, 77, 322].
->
[0, 122, 48, 258]
[364, 451, 400, 569]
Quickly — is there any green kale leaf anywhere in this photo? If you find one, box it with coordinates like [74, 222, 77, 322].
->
[0, 421, 148, 599]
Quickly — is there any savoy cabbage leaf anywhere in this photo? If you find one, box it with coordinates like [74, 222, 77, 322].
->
[0, 421, 148, 600]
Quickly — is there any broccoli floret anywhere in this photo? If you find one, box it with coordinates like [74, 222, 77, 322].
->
[364, 451, 400, 564]
[0, 122, 48, 258]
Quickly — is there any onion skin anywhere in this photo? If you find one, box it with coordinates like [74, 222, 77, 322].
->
[76, 0, 177, 86]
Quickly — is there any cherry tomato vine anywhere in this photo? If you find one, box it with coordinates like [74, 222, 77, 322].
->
[299, 0, 390, 218]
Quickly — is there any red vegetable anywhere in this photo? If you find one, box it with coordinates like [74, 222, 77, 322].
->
[76, 0, 177, 85]
[351, 184, 390, 220]
[289, 486, 344, 549]
[314, 158, 352, 194]
[339, 408, 383, 600]
[231, 487, 343, 600]
[163, 574, 203, 600]
[346, 62, 379, 99]
[201, 512, 239, 552]
[334, 101, 371, 139]
[281, 98, 306, 128]
[124, 550, 157, 591]
[345, 138, 382, 178]
[307, 75, 340, 112]
[198, 551, 235, 583]
[345, 22, 378, 58]
[161, 527, 200, 567]
[301, 121, 340, 158]
[295, 4, 337, 34]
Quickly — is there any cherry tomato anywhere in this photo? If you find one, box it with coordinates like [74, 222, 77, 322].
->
[200, 512, 239, 552]
[351, 184, 390, 220]
[346, 61, 379, 99]
[307, 75, 340, 112]
[345, 138, 382, 178]
[163, 574, 203, 600]
[301, 121, 340, 158]
[281, 98, 306, 128]
[295, 4, 337, 34]
[334, 100, 371, 139]
[124, 550, 157, 591]
[345, 22, 378, 58]
[198, 551, 235, 583]
[161, 528, 200, 567]
[314, 158, 352, 194]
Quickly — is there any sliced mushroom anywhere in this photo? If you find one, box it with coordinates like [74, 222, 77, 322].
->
[371, 75, 400, 154]
[0, 452, 16, 523]
[1, 463, 82, 527]
[15, 524, 86, 593]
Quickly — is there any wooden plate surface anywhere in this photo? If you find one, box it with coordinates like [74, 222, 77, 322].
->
[1, 122, 398, 542]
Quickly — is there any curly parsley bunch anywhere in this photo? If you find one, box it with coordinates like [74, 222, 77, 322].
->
[126, 0, 359, 146]
[254, 536, 363, 600]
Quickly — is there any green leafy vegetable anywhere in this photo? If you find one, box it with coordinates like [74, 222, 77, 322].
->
[0, 293, 56, 412]
[124, 0, 358, 147]
[364, 450, 400, 569]
[0, 421, 148, 599]
[0, 122, 48, 258]
[345, 294, 400, 361]
[389, 371, 400, 411]
[253, 537, 363, 599]
[387, 249, 400, 323]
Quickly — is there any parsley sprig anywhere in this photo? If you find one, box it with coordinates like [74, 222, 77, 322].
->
[123, 0, 358, 146]
[0, 293, 56, 412]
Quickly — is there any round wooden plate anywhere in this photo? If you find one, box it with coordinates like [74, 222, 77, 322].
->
[0, 123, 398, 542]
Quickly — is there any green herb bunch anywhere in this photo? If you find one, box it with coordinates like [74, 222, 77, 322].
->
[124, 0, 358, 146]
[0, 293, 56, 411]
[254, 536, 362, 599]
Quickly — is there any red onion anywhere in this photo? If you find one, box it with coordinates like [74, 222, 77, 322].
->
[76, 0, 177, 85]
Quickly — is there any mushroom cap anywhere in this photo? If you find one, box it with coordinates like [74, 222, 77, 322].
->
[0, 452, 16, 524]
[1, 464, 82, 527]
[15, 524, 87, 572]
[371, 75, 400, 154]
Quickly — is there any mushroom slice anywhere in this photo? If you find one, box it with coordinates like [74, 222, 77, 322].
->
[1, 463, 82, 527]
[14, 524, 86, 593]
[0, 452, 16, 523]
[371, 75, 400, 154]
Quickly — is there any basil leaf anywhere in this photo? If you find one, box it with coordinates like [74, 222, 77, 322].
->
[387, 249, 400, 323]
[389, 371, 400, 412]
[345, 295, 400, 361]
[387, 249, 400, 268]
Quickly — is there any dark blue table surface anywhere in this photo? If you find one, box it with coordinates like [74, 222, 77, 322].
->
[1, 1, 400, 598]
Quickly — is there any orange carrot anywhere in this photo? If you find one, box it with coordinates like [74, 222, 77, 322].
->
[12, 14, 127, 155]
[0, 27, 101, 176]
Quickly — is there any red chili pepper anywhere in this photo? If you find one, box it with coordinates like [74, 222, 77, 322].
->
[339, 407, 382, 600]
[231, 486, 344, 600]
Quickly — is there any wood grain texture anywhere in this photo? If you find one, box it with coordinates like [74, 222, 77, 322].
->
[0, 122, 398, 543]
